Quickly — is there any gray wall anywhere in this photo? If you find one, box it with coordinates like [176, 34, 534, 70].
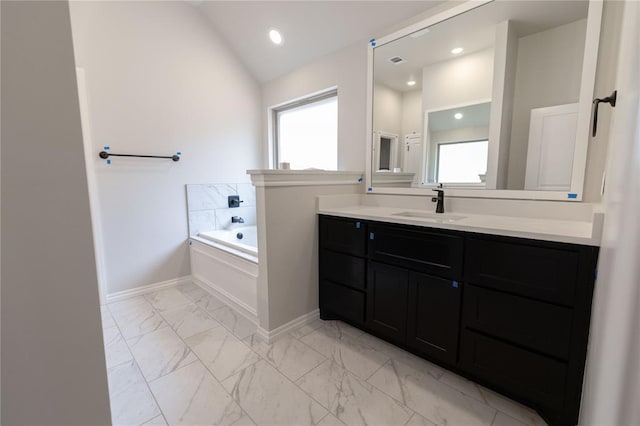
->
[69, 1, 262, 295]
[507, 19, 587, 190]
[1, 1, 111, 424]
[256, 183, 362, 331]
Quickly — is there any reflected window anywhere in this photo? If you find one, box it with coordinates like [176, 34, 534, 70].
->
[274, 90, 337, 170]
[436, 140, 488, 183]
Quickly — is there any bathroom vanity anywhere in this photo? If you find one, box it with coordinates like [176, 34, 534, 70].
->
[318, 210, 599, 426]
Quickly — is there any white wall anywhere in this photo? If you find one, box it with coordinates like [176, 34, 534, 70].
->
[580, 1, 640, 423]
[422, 48, 494, 112]
[260, 2, 620, 204]
[373, 83, 402, 136]
[69, 1, 262, 295]
[262, 42, 367, 171]
[507, 19, 587, 190]
[401, 89, 423, 138]
[254, 180, 362, 332]
[1, 1, 111, 423]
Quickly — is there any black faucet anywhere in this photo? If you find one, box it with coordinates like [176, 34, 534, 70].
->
[432, 184, 444, 213]
[231, 216, 245, 224]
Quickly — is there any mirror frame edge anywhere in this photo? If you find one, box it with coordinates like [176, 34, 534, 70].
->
[365, 0, 604, 202]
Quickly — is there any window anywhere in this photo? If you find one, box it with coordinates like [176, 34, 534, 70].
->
[273, 90, 337, 170]
[436, 140, 488, 183]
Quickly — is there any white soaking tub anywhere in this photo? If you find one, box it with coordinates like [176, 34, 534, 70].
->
[190, 226, 258, 321]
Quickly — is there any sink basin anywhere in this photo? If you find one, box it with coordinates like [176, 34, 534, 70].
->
[392, 211, 467, 222]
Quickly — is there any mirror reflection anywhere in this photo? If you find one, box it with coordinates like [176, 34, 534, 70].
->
[371, 1, 590, 191]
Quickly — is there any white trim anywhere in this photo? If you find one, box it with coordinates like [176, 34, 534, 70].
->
[374, 0, 492, 48]
[105, 275, 192, 304]
[570, 0, 604, 196]
[192, 276, 258, 323]
[248, 170, 363, 188]
[366, 0, 604, 202]
[76, 67, 108, 304]
[367, 186, 583, 202]
[256, 309, 320, 343]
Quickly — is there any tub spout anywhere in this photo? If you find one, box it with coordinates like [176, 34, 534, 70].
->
[231, 216, 245, 224]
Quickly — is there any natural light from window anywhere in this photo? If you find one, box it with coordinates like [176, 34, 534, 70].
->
[437, 140, 488, 183]
[277, 96, 337, 170]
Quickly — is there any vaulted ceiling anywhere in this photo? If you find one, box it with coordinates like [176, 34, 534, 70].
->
[193, 1, 442, 82]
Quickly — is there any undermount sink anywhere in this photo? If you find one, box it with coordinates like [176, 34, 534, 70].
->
[392, 211, 467, 222]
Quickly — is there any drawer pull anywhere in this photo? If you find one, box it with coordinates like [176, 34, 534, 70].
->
[356, 221, 361, 229]
[370, 232, 375, 240]
[452, 280, 459, 288]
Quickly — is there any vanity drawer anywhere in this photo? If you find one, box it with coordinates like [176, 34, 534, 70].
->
[465, 238, 579, 306]
[368, 224, 463, 279]
[320, 216, 366, 257]
[320, 250, 366, 291]
[463, 285, 573, 360]
[319, 280, 365, 324]
[459, 329, 568, 411]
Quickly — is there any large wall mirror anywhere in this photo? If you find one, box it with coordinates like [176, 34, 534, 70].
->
[366, 0, 603, 200]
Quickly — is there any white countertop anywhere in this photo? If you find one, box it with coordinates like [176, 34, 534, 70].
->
[317, 205, 602, 246]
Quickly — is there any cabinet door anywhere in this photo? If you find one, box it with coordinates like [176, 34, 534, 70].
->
[319, 216, 365, 256]
[407, 272, 461, 365]
[367, 262, 409, 343]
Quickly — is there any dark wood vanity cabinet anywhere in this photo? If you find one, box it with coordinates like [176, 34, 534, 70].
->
[319, 215, 598, 426]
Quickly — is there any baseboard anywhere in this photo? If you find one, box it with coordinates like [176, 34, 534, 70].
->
[256, 309, 320, 343]
[105, 275, 192, 304]
[192, 275, 258, 325]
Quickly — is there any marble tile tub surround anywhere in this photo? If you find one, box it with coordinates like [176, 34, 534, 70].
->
[317, 193, 604, 246]
[101, 281, 547, 426]
[186, 183, 256, 236]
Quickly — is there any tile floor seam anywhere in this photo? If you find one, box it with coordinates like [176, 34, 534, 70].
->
[378, 353, 501, 418]
[290, 360, 342, 421]
[253, 334, 330, 381]
[105, 286, 545, 426]
[490, 408, 499, 426]
[110, 310, 165, 426]
[153, 300, 263, 425]
[364, 356, 391, 382]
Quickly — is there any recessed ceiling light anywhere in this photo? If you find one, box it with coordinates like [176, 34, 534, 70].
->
[407, 80, 416, 86]
[454, 113, 463, 120]
[451, 47, 464, 55]
[269, 29, 283, 45]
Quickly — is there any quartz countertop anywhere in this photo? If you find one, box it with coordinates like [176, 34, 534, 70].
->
[317, 204, 603, 246]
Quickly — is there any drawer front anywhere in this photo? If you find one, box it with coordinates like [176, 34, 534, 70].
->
[320, 280, 365, 324]
[321, 250, 366, 290]
[465, 238, 579, 306]
[368, 224, 463, 279]
[459, 329, 568, 411]
[463, 285, 573, 360]
[320, 216, 365, 257]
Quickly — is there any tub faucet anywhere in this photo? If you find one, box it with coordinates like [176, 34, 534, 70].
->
[432, 184, 444, 214]
[231, 216, 245, 224]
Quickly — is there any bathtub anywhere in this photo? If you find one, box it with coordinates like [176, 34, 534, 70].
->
[189, 225, 258, 322]
[198, 226, 258, 258]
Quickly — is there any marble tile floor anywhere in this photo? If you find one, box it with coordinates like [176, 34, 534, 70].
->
[101, 282, 548, 426]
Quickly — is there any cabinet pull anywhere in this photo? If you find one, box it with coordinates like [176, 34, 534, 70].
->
[355, 221, 361, 229]
[452, 280, 459, 288]
[370, 232, 375, 240]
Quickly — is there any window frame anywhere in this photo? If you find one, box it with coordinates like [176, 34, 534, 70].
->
[271, 88, 338, 169]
